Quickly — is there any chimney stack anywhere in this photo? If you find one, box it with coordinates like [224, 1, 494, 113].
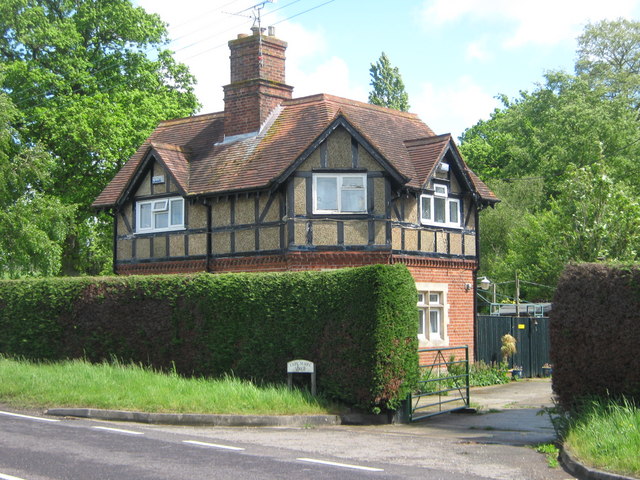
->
[223, 29, 293, 138]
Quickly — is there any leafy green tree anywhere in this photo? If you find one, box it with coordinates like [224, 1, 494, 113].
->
[0, 0, 199, 275]
[0, 91, 75, 277]
[460, 72, 640, 197]
[576, 17, 640, 101]
[462, 19, 640, 300]
[368, 52, 410, 111]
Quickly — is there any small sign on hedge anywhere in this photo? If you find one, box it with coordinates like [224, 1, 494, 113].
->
[287, 359, 316, 395]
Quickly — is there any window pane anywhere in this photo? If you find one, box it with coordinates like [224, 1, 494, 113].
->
[434, 197, 446, 223]
[430, 309, 441, 337]
[342, 176, 364, 188]
[153, 200, 168, 211]
[434, 185, 447, 196]
[170, 199, 183, 226]
[139, 203, 151, 229]
[429, 293, 440, 305]
[417, 293, 424, 304]
[317, 177, 338, 211]
[341, 189, 365, 212]
[418, 310, 425, 336]
[155, 212, 168, 229]
[449, 200, 460, 225]
[421, 196, 431, 222]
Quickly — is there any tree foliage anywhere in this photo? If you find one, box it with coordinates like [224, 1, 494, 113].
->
[462, 19, 640, 301]
[0, 91, 75, 277]
[0, 0, 199, 276]
[368, 52, 410, 111]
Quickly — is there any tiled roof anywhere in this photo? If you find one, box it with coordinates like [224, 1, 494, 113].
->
[93, 94, 497, 208]
[404, 134, 499, 203]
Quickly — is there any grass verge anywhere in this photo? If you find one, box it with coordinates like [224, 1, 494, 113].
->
[0, 356, 342, 415]
[563, 397, 640, 478]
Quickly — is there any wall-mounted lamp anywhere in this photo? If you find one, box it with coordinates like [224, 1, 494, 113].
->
[465, 283, 472, 291]
[478, 276, 491, 290]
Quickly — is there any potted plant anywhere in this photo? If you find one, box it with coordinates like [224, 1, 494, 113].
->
[511, 365, 523, 379]
[541, 363, 552, 377]
[500, 334, 520, 380]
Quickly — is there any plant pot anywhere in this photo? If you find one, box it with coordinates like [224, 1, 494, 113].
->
[511, 369, 523, 379]
[541, 367, 552, 377]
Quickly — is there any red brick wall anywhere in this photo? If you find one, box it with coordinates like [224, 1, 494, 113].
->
[400, 258, 476, 356]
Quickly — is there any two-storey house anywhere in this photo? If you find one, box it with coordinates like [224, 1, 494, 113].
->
[93, 28, 498, 354]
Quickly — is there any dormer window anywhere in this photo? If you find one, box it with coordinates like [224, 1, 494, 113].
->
[313, 173, 367, 214]
[420, 185, 461, 228]
[136, 196, 185, 233]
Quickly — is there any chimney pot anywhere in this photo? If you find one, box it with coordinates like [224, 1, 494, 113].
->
[268, 26, 275, 36]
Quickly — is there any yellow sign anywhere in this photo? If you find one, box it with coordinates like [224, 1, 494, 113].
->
[518, 324, 526, 330]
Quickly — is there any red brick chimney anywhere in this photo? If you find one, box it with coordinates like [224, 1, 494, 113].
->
[223, 28, 294, 138]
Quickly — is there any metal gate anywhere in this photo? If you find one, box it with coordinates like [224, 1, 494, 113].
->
[408, 346, 470, 422]
[476, 316, 550, 377]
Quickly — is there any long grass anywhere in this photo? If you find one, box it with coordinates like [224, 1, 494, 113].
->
[0, 356, 342, 415]
[563, 397, 640, 478]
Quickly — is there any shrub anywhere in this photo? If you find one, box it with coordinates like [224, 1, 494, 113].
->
[0, 265, 419, 411]
[551, 263, 640, 410]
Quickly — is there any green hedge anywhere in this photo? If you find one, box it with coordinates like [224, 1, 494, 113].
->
[0, 264, 419, 411]
[551, 263, 640, 409]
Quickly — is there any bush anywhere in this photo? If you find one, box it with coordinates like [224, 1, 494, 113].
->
[0, 265, 419, 411]
[551, 263, 640, 410]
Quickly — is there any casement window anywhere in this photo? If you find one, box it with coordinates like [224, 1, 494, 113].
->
[417, 284, 448, 345]
[313, 173, 367, 214]
[419, 184, 461, 228]
[136, 197, 185, 233]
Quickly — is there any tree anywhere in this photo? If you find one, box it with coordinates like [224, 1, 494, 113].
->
[368, 52, 410, 111]
[576, 18, 640, 102]
[0, 0, 199, 275]
[0, 91, 75, 277]
[461, 19, 640, 300]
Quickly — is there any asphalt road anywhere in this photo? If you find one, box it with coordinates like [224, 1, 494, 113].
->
[0, 380, 576, 480]
[0, 410, 494, 480]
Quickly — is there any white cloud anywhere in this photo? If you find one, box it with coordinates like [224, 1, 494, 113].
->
[413, 76, 500, 139]
[420, 0, 640, 48]
[465, 39, 491, 61]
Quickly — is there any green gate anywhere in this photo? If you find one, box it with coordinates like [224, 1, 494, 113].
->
[408, 346, 470, 422]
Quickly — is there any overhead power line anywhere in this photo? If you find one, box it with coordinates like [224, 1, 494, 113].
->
[6, 0, 333, 110]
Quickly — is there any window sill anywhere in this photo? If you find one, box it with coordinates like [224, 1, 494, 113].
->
[134, 227, 186, 235]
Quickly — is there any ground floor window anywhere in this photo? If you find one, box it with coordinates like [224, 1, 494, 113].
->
[416, 283, 449, 346]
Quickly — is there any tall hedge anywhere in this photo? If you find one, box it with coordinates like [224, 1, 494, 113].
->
[0, 265, 419, 411]
[551, 263, 640, 409]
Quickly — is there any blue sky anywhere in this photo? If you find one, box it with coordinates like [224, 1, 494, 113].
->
[137, 0, 640, 139]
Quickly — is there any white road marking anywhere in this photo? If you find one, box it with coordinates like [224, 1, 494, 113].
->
[91, 426, 144, 435]
[0, 473, 27, 480]
[0, 410, 59, 423]
[297, 458, 384, 472]
[183, 440, 245, 451]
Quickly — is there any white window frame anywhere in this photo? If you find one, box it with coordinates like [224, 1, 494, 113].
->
[136, 196, 185, 234]
[416, 283, 449, 347]
[419, 184, 462, 229]
[313, 173, 367, 214]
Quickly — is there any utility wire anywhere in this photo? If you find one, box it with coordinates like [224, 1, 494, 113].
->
[6, 0, 328, 109]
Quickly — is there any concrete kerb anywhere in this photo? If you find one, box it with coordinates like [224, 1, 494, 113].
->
[46, 408, 341, 427]
[560, 448, 638, 480]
